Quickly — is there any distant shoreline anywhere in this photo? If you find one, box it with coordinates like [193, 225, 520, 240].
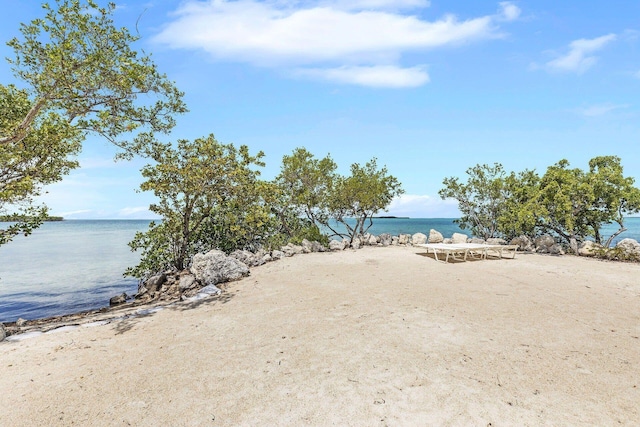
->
[0, 215, 64, 222]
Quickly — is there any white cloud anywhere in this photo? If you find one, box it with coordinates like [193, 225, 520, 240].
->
[295, 65, 429, 87]
[578, 103, 629, 117]
[498, 2, 520, 21]
[545, 34, 616, 74]
[155, 1, 516, 87]
[385, 194, 460, 218]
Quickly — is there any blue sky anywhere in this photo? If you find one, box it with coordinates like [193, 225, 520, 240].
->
[1, 0, 640, 218]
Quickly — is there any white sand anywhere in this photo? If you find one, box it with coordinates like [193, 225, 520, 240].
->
[1, 246, 640, 426]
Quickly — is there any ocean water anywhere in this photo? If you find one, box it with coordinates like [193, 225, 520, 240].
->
[1, 217, 639, 323]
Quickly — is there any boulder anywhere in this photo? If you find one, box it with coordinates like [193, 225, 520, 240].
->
[271, 250, 285, 260]
[16, 318, 27, 327]
[486, 238, 507, 245]
[391, 236, 399, 246]
[428, 229, 443, 244]
[398, 234, 410, 245]
[510, 235, 533, 252]
[281, 243, 304, 257]
[329, 239, 346, 251]
[616, 238, 640, 257]
[310, 241, 326, 252]
[230, 250, 264, 267]
[443, 238, 453, 244]
[469, 237, 486, 244]
[578, 241, 601, 256]
[534, 235, 556, 253]
[190, 250, 250, 286]
[142, 273, 167, 295]
[0, 323, 5, 342]
[451, 233, 468, 244]
[109, 293, 128, 306]
[379, 233, 392, 246]
[300, 239, 314, 253]
[548, 244, 565, 255]
[351, 237, 361, 249]
[412, 232, 428, 245]
[368, 234, 379, 246]
[178, 274, 197, 290]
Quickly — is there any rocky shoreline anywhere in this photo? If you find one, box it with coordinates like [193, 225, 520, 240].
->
[3, 229, 640, 341]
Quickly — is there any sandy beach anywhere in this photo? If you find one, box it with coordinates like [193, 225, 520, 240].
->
[1, 245, 639, 426]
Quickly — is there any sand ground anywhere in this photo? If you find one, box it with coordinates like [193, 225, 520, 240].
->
[1, 246, 640, 426]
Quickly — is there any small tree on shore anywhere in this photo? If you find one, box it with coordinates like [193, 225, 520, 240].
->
[126, 135, 270, 278]
[329, 159, 404, 244]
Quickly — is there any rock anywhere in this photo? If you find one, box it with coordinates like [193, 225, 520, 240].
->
[510, 235, 533, 252]
[230, 250, 259, 266]
[427, 229, 443, 243]
[351, 237, 361, 249]
[0, 323, 5, 342]
[304, 240, 326, 252]
[469, 237, 486, 244]
[616, 238, 640, 257]
[486, 238, 507, 245]
[548, 244, 565, 255]
[281, 243, 304, 257]
[368, 234, 379, 246]
[143, 273, 167, 294]
[379, 233, 392, 246]
[190, 250, 250, 286]
[391, 236, 399, 246]
[535, 235, 556, 253]
[109, 293, 128, 306]
[412, 232, 428, 245]
[300, 239, 313, 253]
[329, 239, 346, 251]
[578, 241, 601, 256]
[451, 233, 468, 244]
[271, 250, 285, 260]
[398, 234, 410, 245]
[178, 274, 197, 290]
[16, 318, 27, 327]
[443, 238, 452, 244]
[261, 253, 273, 263]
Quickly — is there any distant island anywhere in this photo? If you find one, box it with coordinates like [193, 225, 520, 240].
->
[373, 216, 410, 219]
[0, 215, 64, 222]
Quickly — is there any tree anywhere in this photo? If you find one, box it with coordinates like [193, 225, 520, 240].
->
[537, 157, 640, 251]
[1, 0, 186, 244]
[274, 147, 337, 240]
[585, 156, 640, 247]
[0, 84, 82, 244]
[439, 163, 509, 239]
[328, 159, 404, 244]
[125, 135, 270, 278]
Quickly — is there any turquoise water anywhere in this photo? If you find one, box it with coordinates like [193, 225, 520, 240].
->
[1, 217, 639, 323]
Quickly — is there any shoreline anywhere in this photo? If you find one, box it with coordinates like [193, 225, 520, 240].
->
[2, 246, 640, 425]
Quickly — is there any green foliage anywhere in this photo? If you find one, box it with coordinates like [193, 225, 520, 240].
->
[275, 148, 337, 229]
[592, 246, 640, 262]
[0, 84, 81, 244]
[329, 159, 404, 243]
[275, 149, 403, 244]
[125, 135, 273, 278]
[1, 0, 185, 246]
[440, 156, 640, 254]
[438, 163, 508, 239]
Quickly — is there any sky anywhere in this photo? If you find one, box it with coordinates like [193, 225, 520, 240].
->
[1, 0, 640, 219]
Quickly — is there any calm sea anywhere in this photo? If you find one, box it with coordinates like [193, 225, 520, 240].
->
[1, 218, 639, 323]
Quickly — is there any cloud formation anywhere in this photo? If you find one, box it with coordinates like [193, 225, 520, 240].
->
[386, 194, 459, 217]
[578, 103, 629, 117]
[155, 0, 519, 87]
[546, 34, 616, 74]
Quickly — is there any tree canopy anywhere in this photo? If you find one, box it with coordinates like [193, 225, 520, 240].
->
[1, 0, 186, 245]
[126, 135, 271, 278]
[440, 156, 640, 253]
